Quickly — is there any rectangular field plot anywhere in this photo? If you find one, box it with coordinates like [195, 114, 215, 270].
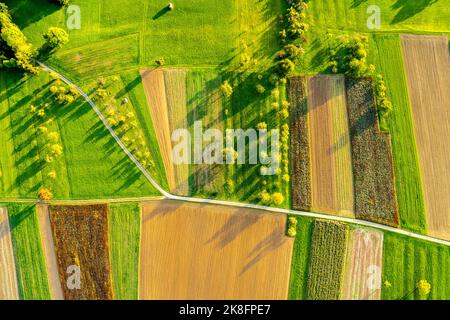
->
[383, 232, 450, 300]
[342, 229, 383, 300]
[140, 200, 294, 299]
[308, 75, 354, 217]
[0, 207, 19, 300]
[401, 35, 450, 241]
[49, 205, 113, 300]
[288, 77, 311, 211]
[307, 220, 348, 300]
[345, 78, 398, 226]
[141, 69, 189, 195]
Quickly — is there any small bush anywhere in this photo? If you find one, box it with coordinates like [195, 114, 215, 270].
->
[256, 84, 266, 94]
[38, 188, 53, 200]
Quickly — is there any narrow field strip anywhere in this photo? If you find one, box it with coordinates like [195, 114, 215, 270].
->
[401, 35, 450, 241]
[7, 203, 50, 300]
[49, 205, 113, 300]
[308, 75, 354, 217]
[307, 220, 349, 300]
[163, 69, 190, 196]
[0, 207, 19, 300]
[308, 76, 337, 214]
[345, 78, 399, 227]
[109, 203, 141, 300]
[342, 228, 383, 300]
[141, 69, 176, 192]
[36, 204, 63, 300]
[288, 77, 311, 211]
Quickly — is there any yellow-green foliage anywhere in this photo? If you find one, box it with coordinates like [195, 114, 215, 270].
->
[307, 220, 348, 300]
[0, 5, 37, 73]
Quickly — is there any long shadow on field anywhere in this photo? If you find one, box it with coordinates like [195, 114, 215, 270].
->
[6, 204, 34, 231]
[351, 0, 368, 8]
[142, 200, 185, 221]
[206, 209, 260, 248]
[390, 0, 438, 24]
[111, 154, 146, 192]
[239, 226, 288, 276]
[152, 7, 170, 20]
[4, 0, 60, 29]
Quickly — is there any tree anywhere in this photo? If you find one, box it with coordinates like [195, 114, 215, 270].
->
[220, 81, 233, 97]
[277, 58, 295, 76]
[0, 5, 37, 73]
[38, 188, 53, 200]
[417, 280, 431, 297]
[272, 192, 285, 205]
[43, 27, 69, 49]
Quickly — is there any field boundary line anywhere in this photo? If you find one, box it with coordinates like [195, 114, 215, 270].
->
[36, 62, 450, 247]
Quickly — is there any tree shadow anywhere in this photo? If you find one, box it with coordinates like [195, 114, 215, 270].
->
[390, 0, 438, 24]
[4, 0, 60, 29]
[351, 0, 368, 8]
[152, 7, 170, 20]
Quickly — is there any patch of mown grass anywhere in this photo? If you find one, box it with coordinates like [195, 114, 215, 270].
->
[307, 220, 348, 300]
[288, 216, 314, 300]
[382, 232, 450, 300]
[8, 203, 50, 300]
[369, 34, 426, 234]
[109, 203, 141, 300]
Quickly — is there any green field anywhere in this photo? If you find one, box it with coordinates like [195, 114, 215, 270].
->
[307, 220, 349, 300]
[368, 34, 427, 234]
[307, 0, 450, 33]
[109, 203, 141, 300]
[382, 232, 450, 300]
[7, 203, 50, 300]
[288, 216, 314, 300]
[0, 70, 160, 199]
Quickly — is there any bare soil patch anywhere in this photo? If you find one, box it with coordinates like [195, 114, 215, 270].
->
[139, 200, 294, 300]
[401, 35, 450, 240]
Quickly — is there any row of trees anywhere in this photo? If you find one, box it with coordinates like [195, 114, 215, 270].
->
[0, 3, 69, 73]
[276, 0, 310, 77]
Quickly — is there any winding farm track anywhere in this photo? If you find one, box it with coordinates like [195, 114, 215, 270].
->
[35, 62, 450, 247]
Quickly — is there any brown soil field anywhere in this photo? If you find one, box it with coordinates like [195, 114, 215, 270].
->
[139, 200, 294, 300]
[342, 229, 383, 300]
[36, 204, 64, 300]
[0, 207, 19, 300]
[401, 35, 450, 240]
[164, 69, 190, 196]
[288, 76, 312, 210]
[308, 76, 354, 217]
[141, 69, 176, 192]
[49, 205, 113, 300]
[345, 78, 398, 226]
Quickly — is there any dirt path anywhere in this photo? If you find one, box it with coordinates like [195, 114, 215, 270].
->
[401, 35, 450, 240]
[36, 204, 64, 300]
[0, 207, 19, 300]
